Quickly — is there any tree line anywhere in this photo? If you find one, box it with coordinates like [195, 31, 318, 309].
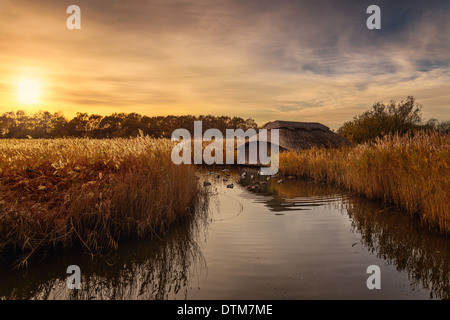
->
[0, 111, 258, 139]
[1, 96, 447, 142]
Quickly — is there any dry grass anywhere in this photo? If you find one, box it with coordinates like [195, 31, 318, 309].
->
[0, 137, 205, 267]
[279, 131, 450, 233]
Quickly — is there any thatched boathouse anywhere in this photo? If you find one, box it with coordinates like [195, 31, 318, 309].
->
[262, 120, 350, 151]
[237, 120, 350, 164]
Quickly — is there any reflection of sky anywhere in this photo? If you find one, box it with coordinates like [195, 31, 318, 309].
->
[189, 176, 442, 299]
[0, 0, 448, 129]
[0, 170, 447, 299]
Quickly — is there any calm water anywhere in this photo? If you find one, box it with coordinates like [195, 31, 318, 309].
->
[0, 168, 448, 300]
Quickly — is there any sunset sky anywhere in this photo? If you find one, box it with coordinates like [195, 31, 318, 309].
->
[0, 0, 448, 129]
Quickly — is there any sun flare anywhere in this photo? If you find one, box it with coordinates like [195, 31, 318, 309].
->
[17, 79, 40, 104]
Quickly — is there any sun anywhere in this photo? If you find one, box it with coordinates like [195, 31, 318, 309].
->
[17, 79, 40, 104]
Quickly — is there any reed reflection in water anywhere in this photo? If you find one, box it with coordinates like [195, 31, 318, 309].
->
[346, 201, 449, 299]
[0, 202, 209, 300]
[0, 169, 448, 300]
[239, 169, 449, 300]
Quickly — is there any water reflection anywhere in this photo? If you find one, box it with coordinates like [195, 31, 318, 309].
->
[238, 167, 449, 299]
[0, 206, 209, 300]
[238, 168, 350, 211]
[0, 169, 448, 299]
[346, 201, 449, 299]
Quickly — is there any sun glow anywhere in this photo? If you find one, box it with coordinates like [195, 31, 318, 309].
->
[17, 79, 40, 104]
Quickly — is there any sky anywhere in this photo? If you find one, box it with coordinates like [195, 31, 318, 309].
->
[0, 0, 449, 129]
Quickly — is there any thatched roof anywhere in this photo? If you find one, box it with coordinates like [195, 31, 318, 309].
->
[264, 120, 329, 132]
[240, 120, 350, 151]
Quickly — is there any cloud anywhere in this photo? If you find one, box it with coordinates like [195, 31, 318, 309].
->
[0, 0, 448, 128]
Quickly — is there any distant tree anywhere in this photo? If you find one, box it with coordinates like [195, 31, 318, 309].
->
[338, 96, 424, 143]
[423, 118, 450, 133]
[68, 112, 90, 137]
[49, 112, 69, 137]
[86, 114, 103, 137]
[0, 112, 16, 137]
[98, 115, 123, 138]
[437, 120, 450, 133]
[122, 113, 143, 137]
[34, 111, 52, 138]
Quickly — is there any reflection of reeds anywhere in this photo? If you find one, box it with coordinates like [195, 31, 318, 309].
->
[343, 200, 449, 300]
[0, 137, 206, 267]
[279, 131, 450, 233]
[0, 208, 208, 300]
[242, 176, 449, 300]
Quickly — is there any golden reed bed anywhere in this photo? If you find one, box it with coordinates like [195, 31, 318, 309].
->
[279, 131, 450, 233]
[0, 131, 448, 266]
[0, 137, 204, 267]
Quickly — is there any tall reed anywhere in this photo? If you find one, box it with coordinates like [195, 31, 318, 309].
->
[0, 137, 205, 267]
[279, 131, 450, 233]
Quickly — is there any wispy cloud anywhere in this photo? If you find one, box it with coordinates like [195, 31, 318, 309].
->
[0, 0, 448, 128]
